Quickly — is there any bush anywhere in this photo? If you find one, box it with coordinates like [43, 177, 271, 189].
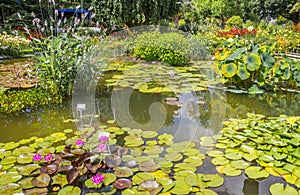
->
[0, 88, 62, 113]
[226, 16, 244, 29]
[131, 32, 208, 66]
[0, 33, 33, 57]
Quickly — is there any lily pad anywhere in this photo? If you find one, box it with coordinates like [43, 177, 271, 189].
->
[139, 160, 160, 172]
[138, 180, 162, 194]
[206, 150, 224, 157]
[18, 177, 34, 189]
[174, 163, 197, 172]
[244, 166, 269, 179]
[132, 172, 155, 185]
[202, 174, 224, 188]
[114, 167, 134, 177]
[58, 186, 81, 195]
[200, 136, 215, 147]
[0, 156, 17, 165]
[0, 172, 22, 185]
[105, 155, 122, 168]
[230, 160, 249, 169]
[32, 173, 51, 187]
[156, 177, 175, 192]
[165, 153, 183, 162]
[113, 178, 132, 190]
[224, 152, 242, 160]
[4, 142, 20, 150]
[141, 131, 158, 138]
[184, 156, 203, 167]
[103, 173, 117, 186]
[17, 164, 40, 176]
[0, 183, 21, 194]
[170, 180, 193, 194]
[12, 146, 35, 156]
[196, 189, 218, 195]
[269, 183, 298, 195]
[211, 157, 229, 166]
[218, 165, 242, 176]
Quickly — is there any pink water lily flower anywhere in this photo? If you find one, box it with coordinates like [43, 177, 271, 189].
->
[44, 154, 53, 162]
[33, 154, 42, 161]
[76, 139, 84, 147]
[91, 174, 104, 185]
[97, 144, 107, 152]
[99, 136, 108, 143]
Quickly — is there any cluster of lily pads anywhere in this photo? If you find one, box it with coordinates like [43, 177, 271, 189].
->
[101, 58, 219, 94]
[200, 113, 300, 194]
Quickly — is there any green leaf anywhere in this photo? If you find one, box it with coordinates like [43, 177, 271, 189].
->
[237, 66, 250, 80]
[230, 160, 249, 169]
[58, 186, 81, 195]
[222, 63, 238, 78]
[269, 183, 298, 195]
[261, 52, 275, 68]
[202, 174, 224, 188]
[245, 53, 261, 71]
[244, 166, 269, 179]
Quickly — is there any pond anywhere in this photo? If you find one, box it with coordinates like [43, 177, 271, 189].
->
[0, 58, 299, 194]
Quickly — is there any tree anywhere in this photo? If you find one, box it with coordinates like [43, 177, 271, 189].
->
[92, 0, 182, 27]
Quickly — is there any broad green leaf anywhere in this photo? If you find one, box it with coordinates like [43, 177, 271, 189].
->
[269, 183, 297, 195]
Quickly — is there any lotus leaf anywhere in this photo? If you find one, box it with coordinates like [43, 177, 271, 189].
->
[269, 183, 298, 195]
[261, 52, 275, 68]
[230, 160, 249, 169]
[211, 157, 229, 166]
[196, 189, 218, 195]
[237, 66, 250, 80]
[174, 163, 197, 172]
[202, 174, 224, 188]
[17, 164, 40, 176]
[200, 136, 215, 147]
[206, 150, 224, 157]
[0, 183, 21, 194]
[221, 63, 237, 78]
[156, 177, 175, 192]
[12, 146, 35, 156]
[245, 53, 261, 71]
[218, 165, 242, 176]
[17, 154, 33, 164]
[132, 172, 155, 185]
[244, 166, 269, 179]
[114, 167, 134, 177]
[18, 177, 34, 189]
[58, 186, 81, 195]
[183, 156, 203, 166]
[138, 180, 162, 194]
[0, 156, 17, 165]
[139, 160, 160, 172]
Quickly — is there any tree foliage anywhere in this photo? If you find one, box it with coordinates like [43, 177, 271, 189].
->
[92, 0, 182, 27]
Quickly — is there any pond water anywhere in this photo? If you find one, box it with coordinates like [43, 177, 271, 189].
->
[0, 59, 299, 194]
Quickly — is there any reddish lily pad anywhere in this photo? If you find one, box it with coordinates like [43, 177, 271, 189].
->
[139, 160, 160, 172]
[138, 180, 163, 194]
[32, 173, 51, 187]
[114, 167, 134, 177]
[113, 178, 132, 190]
[105, 155, 122, 168]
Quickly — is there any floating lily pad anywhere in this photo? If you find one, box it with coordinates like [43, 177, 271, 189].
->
[141, 131, 158, 138]
[244, 166, 269, 179]
[196, 189, 218, 195]
[206, 150, 224, 157]
[200, 136, 215, 147]
[139, 160, 160, 172]
[58, 186, 81, 195]
[211, 157, 229, 166]
[114, 167, 134, 177]
[18, 177, 34, 189]
[183, 148, 200, 156]
[138, 180, 162, 194]
[230, 160, 249, 169]
[0, 156, 17, 165]
[103, 173, 117, 186]
[170, 180, 193, 194]
[12, 146, 35, 156]
[269, 183, 298, 195]
[113, 178, 132, 190]
[132, 172, 155, 185]
[4, 142, 20, 150]
[105, 155, 122, 168]
[174, 163, 197, 172]
[202, 174, 224, 188]
[165, 153, 183, 162]
[218, 165, 242, 176]
[0, 171, 22, 185]
[52, 174, 68, 187]
[224, 152, 242, 160]
[144, 145, 164, 155]
[17, 154, 33, 164]
[17, 164, 40, 176]
[85, 178, 103, 189]
[0, 183, 21, 194]
[184, 156, 203, 167]
[156, 177, 175, 193]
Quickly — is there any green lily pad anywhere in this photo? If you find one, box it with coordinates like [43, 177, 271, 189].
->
[196, 189, 218, 195]
[206, 150, 224, 157]
[158, 133, 173, 145]
[4, 142, 20, 150]
[269, 183, 298, 195]
[85, 178, 103, 189]
[224, 152, 242, 160]
[0, 156, 16, 165]
[0, 183, 21, 194]
[17, 154, 33, 164]
[58, 186, 81, 195]
[170, 180, 193, 194]
[174, 163, 197, 172]
[114, 167, 134, 177]
[200, 136, 215, 147]
[12, 146, 35, 156]
[18, 177, 34, 189]
[138, 180, 162, 194]
[156, 177, 174, 193]
[183, 156, 203, 166]
[183, 148, 200, 156]
[244, 166, 269, 179]
[103, 173, 117, 186]
[165, 153, 183, 162]
[144, 145, 164, 155]
[52, 174, 68, 187]
[32, 173, 51, 187]
[219, 165, 242, 176]
[132, 172, 155, 185]
[141, 131, 158, 138]
[230, 160, 249, 169]
[0, 172, 22, 185]
[202, 174, 224, 188]
[211, 157, 229, 166]
[139, 160, 159, 172]
[17, 164, 40, 176]
[242, 152, 259, 162]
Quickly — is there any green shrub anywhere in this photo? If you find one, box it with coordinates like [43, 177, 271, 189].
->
[0, 33, 33, 57]
[276, 15, 289, 25]
[131, 32, 208, 66]
[226, 16, 244, 29]
[0, 88, 62, 113]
